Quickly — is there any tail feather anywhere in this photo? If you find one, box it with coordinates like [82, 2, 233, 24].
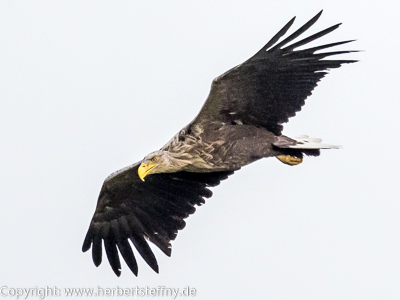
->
[291, 135, 340, 149]
[273, 135, 340, 150]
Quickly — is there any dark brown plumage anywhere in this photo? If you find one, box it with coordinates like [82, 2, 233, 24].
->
[83, 10, 357, 276]
[83, 163, 233, 276]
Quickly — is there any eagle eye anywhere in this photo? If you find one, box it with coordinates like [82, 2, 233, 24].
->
[150, 157, 157, 163]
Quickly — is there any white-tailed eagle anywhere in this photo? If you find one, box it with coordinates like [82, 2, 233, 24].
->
[82, 11, 357, 276]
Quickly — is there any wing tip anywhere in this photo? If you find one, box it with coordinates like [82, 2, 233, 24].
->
[82, 232, 93, 252]
[150, 263, 160, 274]
[113, 269, 122, 277]
[93, 258, 102, 267]
[82, 242, 91, 253]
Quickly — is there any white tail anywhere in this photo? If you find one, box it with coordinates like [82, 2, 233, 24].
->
[287, 135, 341, 149]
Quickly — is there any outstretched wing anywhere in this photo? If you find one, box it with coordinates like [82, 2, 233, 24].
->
[82, 162, 233, 276]
[192, 10, 357, 135]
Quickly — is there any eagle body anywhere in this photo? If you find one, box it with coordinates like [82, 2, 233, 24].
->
[162, 122, 281, 173]
[83, 11, 357, 277]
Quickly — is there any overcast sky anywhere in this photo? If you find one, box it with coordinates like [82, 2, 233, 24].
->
[1, 1, 399, 299]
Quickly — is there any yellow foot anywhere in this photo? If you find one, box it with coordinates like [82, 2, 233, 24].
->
[276, 155, 303, 166]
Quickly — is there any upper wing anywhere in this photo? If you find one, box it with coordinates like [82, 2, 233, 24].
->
[192, 11, 357, 135]
[82, 162, 233, 276]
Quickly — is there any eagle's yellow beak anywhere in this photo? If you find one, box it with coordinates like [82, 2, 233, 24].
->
[138, 162, 155, 181]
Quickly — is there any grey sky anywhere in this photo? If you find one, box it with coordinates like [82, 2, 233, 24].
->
[1, 1, 399, 299]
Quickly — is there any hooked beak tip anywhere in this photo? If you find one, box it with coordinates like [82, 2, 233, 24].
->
[138, 162, 148, 181]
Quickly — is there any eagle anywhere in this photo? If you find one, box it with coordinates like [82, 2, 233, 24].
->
[82, 10, 357, 277]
